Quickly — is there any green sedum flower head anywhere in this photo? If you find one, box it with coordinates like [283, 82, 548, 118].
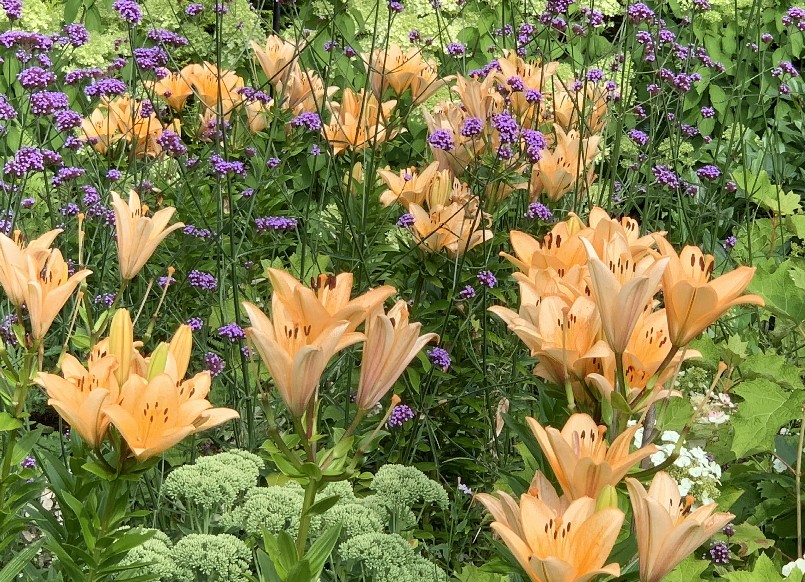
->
[371, 464, 449, 510]
[172, 533, 252, 581]
[339, 533, 449, 582]
[163, 450, 263, 510]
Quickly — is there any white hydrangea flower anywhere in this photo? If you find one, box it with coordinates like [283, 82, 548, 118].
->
[783, 558, 805, 578]
[678, 478, 694, 496]
[773, 457, 789, 473]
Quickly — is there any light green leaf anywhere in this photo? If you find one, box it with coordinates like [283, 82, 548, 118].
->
[664, 555, 709, 581]
[724, 553, 781, 581]
[741, 353, 804, 391]
[731, 379, 802, 457]
[0, 412, 22, 432]
[455, 565, 509, 582]
[731, 523, 773, 557]
[748, 260, 805, 322]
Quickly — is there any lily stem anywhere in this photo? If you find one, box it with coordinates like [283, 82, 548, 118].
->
[797, 403, 805, 558]
[295, 477, 319, 559]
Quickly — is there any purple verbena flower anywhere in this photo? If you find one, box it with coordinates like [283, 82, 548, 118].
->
[428, 347, 451, 371]
[460, 117, 484, 137]
[291, 112, 321, 131]
[205, 352, 225, 377]
[428, 129, 454, 151]
[218, 323, 246, 341]
[459, 285, 476, 300]
[387, 404, 415, 427]
[477, 270, 497, 288]
[17, 67, 57, 90]
[188, 270, 218, 290]
[696, 164, 721, 181]
[29, 91, 69, 115]
[709, 541, 729, 565]
[185, 2, 203, 15]
[525, 201, 553, 220]
[396, 213, 415, 228]
[85, 78, 127, 99]
[187, 317, 204, 331]
[255, 216, 298, 232]
[112, 0, 142, 24]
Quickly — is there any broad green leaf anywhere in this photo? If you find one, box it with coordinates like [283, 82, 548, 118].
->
[0, 412, 22, 432]
[741, 353, 804, 390]
[732, 379, 802, 457]
[455, 565, 510, 582]
[724, 553, 781, 581]
[664, 555, 709, 581]
[748, 260, 805, 322]
[731, 523, 774, 557]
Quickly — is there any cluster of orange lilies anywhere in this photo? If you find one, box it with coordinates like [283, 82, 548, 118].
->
[37, 309, 238, 461]
[378, 161, 493, 258]
[421, 50, 604, 202]
[478, 413, 734, 582]
[242, 268, 437, 422]
[491, 208, 763, 413]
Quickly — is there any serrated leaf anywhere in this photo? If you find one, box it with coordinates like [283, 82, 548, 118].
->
[724, 553, 780, 581]
[748, 260, 805, 322]
[664, 555, 709, 581]
[731, 523, 774, 557]
[741, 353, 804, 390]
[732, 379, 803, 457]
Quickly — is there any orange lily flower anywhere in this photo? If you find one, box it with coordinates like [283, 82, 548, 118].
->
[552, 85, 608, 134]
[378, 162, 440, 208]
[181, 62, 244, 118]
[35, 353, 119, 448]
[104, 95, 167, 158]
[530, 126, 600, 202]
[0, 228, 62, 307]
[355, 301, 438, 410]
[243, 295, 364, 417]
[626, 472, 734, 582]
[581, 238, 668, 354]
[267, 268, 396, 335]
[527, 414, 656, 500]
[656, 238, 765, 347]
[111, 190, 184, 281]
[81, 107, 122, 154]
[493, 51, 557, 125]
[23, 249, 91, 340]
[149, 72, 193, 112]
[408, 202, 493, 258]
[251, 36, 300, 87]
[481, 491, 623, 582]
[368, 45, 448, 105]
[275, 67, 333, 115]
[103, 372, 238, 461]
[322, 89, 397, 155]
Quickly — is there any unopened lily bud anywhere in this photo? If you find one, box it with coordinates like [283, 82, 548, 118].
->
[596, 485, 619, 511]
[147, 342, 170, 380]
[168, 324, 192, 379]
[109, 308, 133, 384]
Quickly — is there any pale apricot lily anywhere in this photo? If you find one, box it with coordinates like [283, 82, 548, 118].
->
[267, 267, 395, 334]
[581, 238, 667, 354]
[378, 162, 440, 208]
[23, 249, 91, 340]
[80, 107, 122, 154]
[481, 492, 623, 582]
[251, 36, 300, 87]
[530, 126, 600, 202]
[656, 238, 764, 347]
[111, 190, 184, 281]
[408, 202, 493, 258]
[527, 414, 656, 500]
[0, 228, 62, 307]
[322, 89, 397, 155]
[243, 296, 364, 417]
[103, 373, 238, 461]
[149, 72, 193, 112]
[35, 353, 119, 448]
[626, 472, 734, 582]
[355, 301, 438, 410]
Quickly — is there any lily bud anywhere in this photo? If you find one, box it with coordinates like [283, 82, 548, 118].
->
[596, 484, 619, 511]
[168, 324, 193, 379]
[147, 342, 169, 380]
[109, 308, 133, 384]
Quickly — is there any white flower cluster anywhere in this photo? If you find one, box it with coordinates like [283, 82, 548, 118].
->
[690, 391, 736, 425]
[633, 427, 723, 505]
[783, 558, 805, 578]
